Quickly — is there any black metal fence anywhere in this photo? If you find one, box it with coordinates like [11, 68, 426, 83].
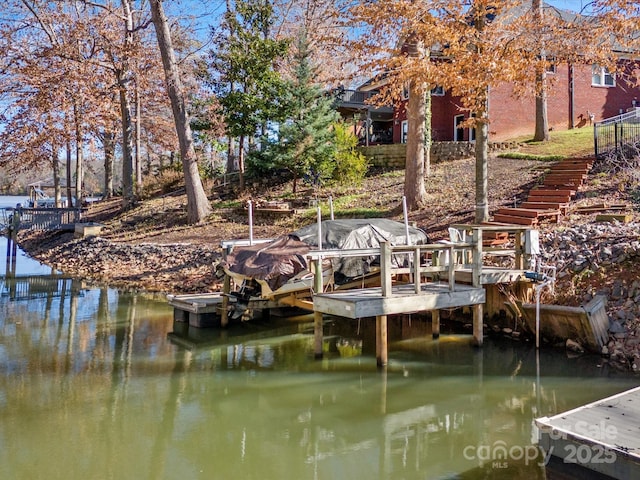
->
[594, 108, 640, 159]
[12, 207, 84, 231]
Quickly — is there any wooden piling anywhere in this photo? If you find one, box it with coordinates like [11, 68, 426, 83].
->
[313, 258, 324, 359]
[376, 315, 388, 367]
[221, 275, 231, 327]
[432, 310, 440, 339]
[472, 304, 483, 347]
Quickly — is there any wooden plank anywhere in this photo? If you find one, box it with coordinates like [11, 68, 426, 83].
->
[529, 188, 575, 196]
[526, 195, 572, 204]
[496, 208, 541, 218]
[543, 179, 582, 187]
[546, 170, 588, 177]
[521, 201, 566, 211]
[313, 283, 486, 319]
[596, 213, 633, 223]
[491, 214, 536, 225]
[520, 295, 608, 351]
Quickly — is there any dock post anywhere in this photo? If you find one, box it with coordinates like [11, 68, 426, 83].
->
[376, 315, 388, 367]
[221, 275, 231, 327]
[313, 258, 324, 359]
[472, 227, 484, 347]
[432, 310, 440, 339]
[472, 304, 483, 346]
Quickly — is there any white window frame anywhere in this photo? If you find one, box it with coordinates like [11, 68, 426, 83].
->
[592, 65, 615, 87]
[454, 115, 465, 141]
[431, 86, 445, 96]
[401, 120, 408, 143]
[402, 83, 409, 100]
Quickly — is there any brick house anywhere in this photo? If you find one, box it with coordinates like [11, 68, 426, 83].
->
[335, 61, 640, 145]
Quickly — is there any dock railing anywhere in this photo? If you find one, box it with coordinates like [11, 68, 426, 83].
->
[307, 233, 483, 297]
[307, 224, 536, 297]
[450, 224, 535, 270]
[10, 206, 85, 231]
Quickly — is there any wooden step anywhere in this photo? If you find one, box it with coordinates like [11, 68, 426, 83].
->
[552, 167, 591, 173]
[521, 201, 567, 212]
[496, 208, 541, 218]
[526, 195, 572, 203]
[545, 169, 589, 180]
[543, 178, 582, 187]
[551, 161, 592, 169]
[492, 214, 536, 226]
[545, 171, 588, 179]
[555, 158, 593, 165]
[530, 188, 575, 196]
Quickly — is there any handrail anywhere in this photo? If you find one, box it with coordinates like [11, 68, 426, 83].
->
[308, 240, 482, 297]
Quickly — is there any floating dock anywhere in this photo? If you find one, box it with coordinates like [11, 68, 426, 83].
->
[536, 386, 640, 479]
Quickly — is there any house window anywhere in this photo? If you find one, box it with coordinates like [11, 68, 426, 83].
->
[402, 84, 409, 100]
[592, 65, 615, 87]
[454, 115, 465, 141]
[431, 86, 445, 96]
[469, 114, 476, 142]
[401, 120, 408, 143]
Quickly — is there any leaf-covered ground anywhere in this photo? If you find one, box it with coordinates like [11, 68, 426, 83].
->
[17, 155, 634, 296]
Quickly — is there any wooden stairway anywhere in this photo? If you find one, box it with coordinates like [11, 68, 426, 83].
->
[491, 158, 593, 226]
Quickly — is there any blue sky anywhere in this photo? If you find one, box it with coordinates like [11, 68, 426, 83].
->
[546, 0, 590, 12]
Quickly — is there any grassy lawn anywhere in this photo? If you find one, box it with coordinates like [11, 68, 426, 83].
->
[503, 127, 594, 159]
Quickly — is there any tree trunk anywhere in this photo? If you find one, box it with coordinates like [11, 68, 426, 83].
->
[424, 88, 432, 178]
[135, 82, 143, 194]
[119, 0, 135, 209]
[119, 72, 135, 208]
[227, 136, 236, 172]
[74, 102, 83, 207]
[533, 0, 549, 142]
[474, 90, 490, 224]
[404, 79, 427, 210]
[52, 151, 61, 207]
[238, 134, 245, 191]
[66, 139, 73, 206]
[103, 128, 115, 198]
[151, 0, 212, 223]
[534, 71, 549, 141]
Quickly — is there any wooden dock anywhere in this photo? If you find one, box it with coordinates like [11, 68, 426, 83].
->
[170, 224, 543, 367]
[537, 386, 640, 479]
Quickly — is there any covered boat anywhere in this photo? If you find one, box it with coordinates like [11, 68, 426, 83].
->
[221, 219, 429, 313]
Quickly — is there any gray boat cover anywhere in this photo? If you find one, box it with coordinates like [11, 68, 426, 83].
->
[224, 219, 428, 290]
[293, 219, 428, 282]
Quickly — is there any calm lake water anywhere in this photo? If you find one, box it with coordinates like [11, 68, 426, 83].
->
[0, 195, 637, 479]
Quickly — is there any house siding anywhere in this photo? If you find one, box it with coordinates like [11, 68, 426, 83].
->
[390, 62, 640, 143]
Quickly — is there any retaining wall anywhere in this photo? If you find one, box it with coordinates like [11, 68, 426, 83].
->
[359, 141, 521, 169]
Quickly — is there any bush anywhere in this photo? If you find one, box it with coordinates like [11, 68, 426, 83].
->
[332, 121, 368, 186]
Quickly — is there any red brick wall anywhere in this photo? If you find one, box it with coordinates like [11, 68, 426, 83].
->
[391, 62, 640, 143]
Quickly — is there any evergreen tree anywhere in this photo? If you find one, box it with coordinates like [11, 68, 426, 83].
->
[253, 31, 339, 193]
[209, 0, 289, 191]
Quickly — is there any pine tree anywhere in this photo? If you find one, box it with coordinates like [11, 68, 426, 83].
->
[254, 31, 339, 193]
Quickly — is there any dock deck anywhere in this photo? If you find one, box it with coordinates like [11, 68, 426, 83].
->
[313, 282, 485, 319]
[536, 386, 640, 479]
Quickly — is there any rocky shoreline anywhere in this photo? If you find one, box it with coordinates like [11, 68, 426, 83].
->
[17, 230, 222, 293]
[15, 219, 640, 371]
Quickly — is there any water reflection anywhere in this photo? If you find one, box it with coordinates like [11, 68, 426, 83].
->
[0, 228, 637, 479]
